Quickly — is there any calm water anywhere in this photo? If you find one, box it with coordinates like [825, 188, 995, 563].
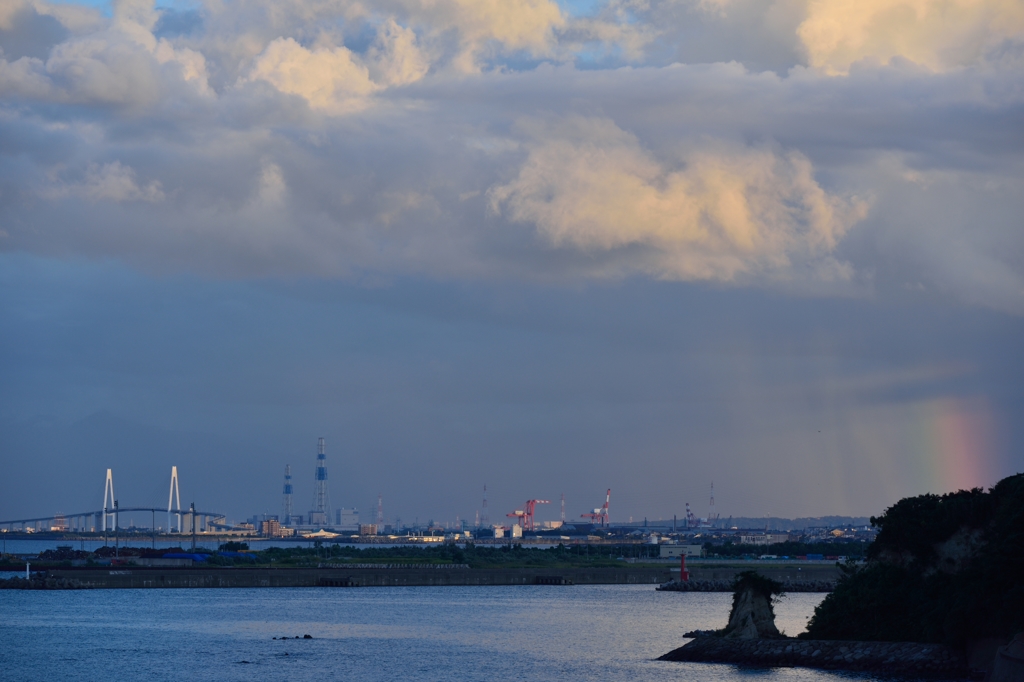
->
[0, 585, 907, 682]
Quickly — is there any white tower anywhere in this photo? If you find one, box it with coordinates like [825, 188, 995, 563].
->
[310, 438, 330, 527]
[102, 469, 115, 532]
[168, 466, 182, 533]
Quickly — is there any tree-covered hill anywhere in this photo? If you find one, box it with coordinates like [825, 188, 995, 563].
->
[804, 473, 1024, 645]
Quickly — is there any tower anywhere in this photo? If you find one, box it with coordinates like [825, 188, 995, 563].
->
[560, 493, 565, 523]
[102, 469, 115, 532]
[377, 493, 383, 525]
[283, 465, 293, 525]
[481, 484, 489, 527]
[310, 437, 330, 527]
[168, 466, 181, 533]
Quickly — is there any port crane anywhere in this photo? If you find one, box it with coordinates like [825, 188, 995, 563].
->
[506, 499, 550, 531]
[581, 489, 611, 526]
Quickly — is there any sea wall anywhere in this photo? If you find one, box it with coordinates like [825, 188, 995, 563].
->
[4, 565, 673, 589]
[656, 564, 840, 592]
[657, 579, 835, 592]
[659, 636, 969, 678]
[686, 564, 841, 583]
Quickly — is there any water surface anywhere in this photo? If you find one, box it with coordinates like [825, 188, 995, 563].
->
[1, 585, 896, 681]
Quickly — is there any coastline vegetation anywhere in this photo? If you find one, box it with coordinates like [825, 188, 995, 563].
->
[704, 541, 868, 560]
[803, 472, 1024, 646]
[241, 542, 662, 568]
[2, 542, 669, 571]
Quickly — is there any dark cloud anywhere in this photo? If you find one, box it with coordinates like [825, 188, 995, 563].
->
[1, 256, 1021, 521]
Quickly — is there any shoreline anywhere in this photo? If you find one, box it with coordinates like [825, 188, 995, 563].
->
[1, 563, 843, 590]
[0, 565, 674, 589]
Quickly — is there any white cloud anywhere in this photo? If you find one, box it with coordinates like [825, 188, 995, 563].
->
[0, 0, 210, 106]
[247, 37, 378, 113]
[490, 117, 866, 282]
[0, 0, 1022, 312]
[357, 0, 566, 72]
[366, 18, 429, 87]
[798, 0, 1024, 73]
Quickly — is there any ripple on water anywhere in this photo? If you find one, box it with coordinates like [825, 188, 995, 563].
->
[1, 585, 890, 682]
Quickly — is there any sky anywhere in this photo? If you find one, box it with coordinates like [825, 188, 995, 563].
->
[1, 0, 1022, 526]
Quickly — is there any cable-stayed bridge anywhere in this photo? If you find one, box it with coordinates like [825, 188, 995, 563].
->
[0, 507, 225, 533]
[0, 467, 224, 533]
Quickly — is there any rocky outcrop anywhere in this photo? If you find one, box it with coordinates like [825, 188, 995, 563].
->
[658, 637, 969, 678]
[990, 633, 1024, 682]
[929, 526, 984, 575]
[721, 574, 782, 639]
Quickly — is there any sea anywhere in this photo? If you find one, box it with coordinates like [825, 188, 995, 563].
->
[0, 584, 905, 681]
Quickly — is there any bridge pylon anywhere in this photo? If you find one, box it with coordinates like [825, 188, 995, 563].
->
[102, 469, 115, 532]
[168, 466, 181, 533]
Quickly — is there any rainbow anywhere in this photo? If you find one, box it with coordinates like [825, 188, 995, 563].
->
[913, 396, 1001, 495]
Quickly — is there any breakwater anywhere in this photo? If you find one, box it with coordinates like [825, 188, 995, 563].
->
[656, 564, 841, 592]
[2, 565, 673, 589]
[659, 636, 969, 679]
[685, 564, 841, 583]
[657, 579, 835, 592]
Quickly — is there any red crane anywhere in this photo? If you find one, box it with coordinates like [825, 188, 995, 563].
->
[506, 499, 550, 531]
[581, 489, 611, 527]
[685, 502, 697, 529]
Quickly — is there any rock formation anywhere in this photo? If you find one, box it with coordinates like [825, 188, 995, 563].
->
[720, 571, 783, 639]
[990, 633, 1024, 682]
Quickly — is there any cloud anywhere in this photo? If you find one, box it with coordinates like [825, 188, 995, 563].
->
[798, 0, 1024, 74]
[244, 18, 431, 112]
[0, 0, 1022, 312]
[0, 0, 210, 107]
[247, 38, 378, 113]
[560, 0, 1024, 75]
[44, 161, 165, 203]
[352, 0, 565, 72]
[842, 152, 1024, 313]
[490, 117, 866, 282]
[0, 0, 70, 61]
[366, 18, 429, 87]
[254, 160, 288, 208]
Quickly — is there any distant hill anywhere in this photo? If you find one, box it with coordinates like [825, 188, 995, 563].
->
[715, 517, 872, 531]
[611, 516, 871, 531]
